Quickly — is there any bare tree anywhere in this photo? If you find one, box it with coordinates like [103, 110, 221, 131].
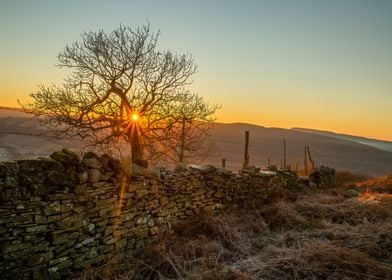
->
[22, 24, 198, 165]
[159, 92, 220, 164]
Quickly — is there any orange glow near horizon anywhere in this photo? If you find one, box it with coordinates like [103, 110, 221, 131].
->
[0, 96, 391, 142]
[214, 109, 392, 142]
[1, 1, 392, 144]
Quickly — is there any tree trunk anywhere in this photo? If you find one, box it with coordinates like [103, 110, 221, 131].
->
[179, 117, 186, 162]
[130, 123, 145, 166]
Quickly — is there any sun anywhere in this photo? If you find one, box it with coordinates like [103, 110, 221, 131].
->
[132, 113, 138, 121]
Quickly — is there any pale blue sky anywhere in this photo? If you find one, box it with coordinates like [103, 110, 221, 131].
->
[1, 0, 391, 140]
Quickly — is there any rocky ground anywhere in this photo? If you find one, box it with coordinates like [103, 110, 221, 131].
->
[76, 173, 392, 280]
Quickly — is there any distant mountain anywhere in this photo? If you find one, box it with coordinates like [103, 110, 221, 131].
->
[207, 123, 392, 176]
[1, 108, 392, 176]
[291, 127, 392, 153]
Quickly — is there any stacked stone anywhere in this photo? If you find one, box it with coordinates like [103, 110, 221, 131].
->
[309, 166, 335, 187]
[123, 182, 161, 240]
[81, 152, 122, 184]
[1, 152, 314, 279]
[0, 150, 124, 279]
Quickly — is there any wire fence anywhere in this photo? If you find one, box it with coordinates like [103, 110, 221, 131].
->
[0, 129, 311, 173]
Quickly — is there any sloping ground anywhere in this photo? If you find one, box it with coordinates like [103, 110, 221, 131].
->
[292, 127, 392, 153]
[207, 123, 392, 176]
[0, 109, 83, 160]
[76, 177, 392, 280]
[1, 109, 392, 176]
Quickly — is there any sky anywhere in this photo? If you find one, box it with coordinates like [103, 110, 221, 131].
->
[0, 0, 391, 140]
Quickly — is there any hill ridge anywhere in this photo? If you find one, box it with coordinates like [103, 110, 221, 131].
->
[1, 108, 392, 176]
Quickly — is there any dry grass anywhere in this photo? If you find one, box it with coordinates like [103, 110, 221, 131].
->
[76, 174, 392, 280]
[295, 191, 392, 225]
[249, 242, 392, 280]
[334, 171, 370, 187]
[356, 174, 392, 193]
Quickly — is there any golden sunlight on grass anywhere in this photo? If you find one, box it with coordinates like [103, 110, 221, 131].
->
[357, 191, 392, 204]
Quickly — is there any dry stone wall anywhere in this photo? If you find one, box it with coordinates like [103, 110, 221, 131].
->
[0, 150, 301, 279]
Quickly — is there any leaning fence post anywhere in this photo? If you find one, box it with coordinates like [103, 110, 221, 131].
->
[306, 146, 314, 172]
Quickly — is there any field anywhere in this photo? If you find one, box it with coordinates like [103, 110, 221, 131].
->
[77, 174, 392, 280]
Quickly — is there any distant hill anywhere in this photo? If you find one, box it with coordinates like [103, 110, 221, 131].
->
[291, 127, 392, 153]
[207, 123, 392, 176]
[0, 108, 83, 160]
[1, 108, 392, 176]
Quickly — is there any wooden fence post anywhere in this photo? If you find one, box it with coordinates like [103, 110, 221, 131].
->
[243, 131, 250, 168]
[306, 146, 315, 172]
[283, 139, 286, 170]
[304, 147, 308, 176]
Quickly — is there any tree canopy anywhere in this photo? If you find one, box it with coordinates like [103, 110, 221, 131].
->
[23, 24, 218, 165]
